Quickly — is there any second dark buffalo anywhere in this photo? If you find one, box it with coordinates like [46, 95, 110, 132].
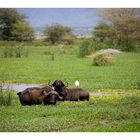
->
[49, 80, 90, 101]
[61, 87, 90, 101]
[50, 80, 68, 97]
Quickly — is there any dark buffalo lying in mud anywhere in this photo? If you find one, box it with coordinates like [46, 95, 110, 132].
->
[17, 86, 62, 105]
[61, 87, 89, 101]
[50, 80, 90, 101]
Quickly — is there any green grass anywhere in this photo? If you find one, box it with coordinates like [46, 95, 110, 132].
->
[0, 93, 139, 132]
[0, 46, 140, 91]
[0, 45, 140, 132]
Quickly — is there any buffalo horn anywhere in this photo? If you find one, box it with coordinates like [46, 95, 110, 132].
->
[43, 91, 50, 97]
[49, 91, 63, 100]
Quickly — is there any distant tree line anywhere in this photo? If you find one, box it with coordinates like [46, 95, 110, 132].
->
[0, 8, 140, 51]
[0, 8, 75, 44]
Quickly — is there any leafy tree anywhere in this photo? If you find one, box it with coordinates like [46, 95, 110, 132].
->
[93, 22, 117, 42]
[97, 8, 140, 42]
[11, 21, 34, 41]
[0, 8, 34, 41]
[94, 8, 140, 51]
[44, 24, 75, 44]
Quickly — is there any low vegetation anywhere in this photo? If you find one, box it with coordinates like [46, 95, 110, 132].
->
[78, 39, 90, 58]
[0, 83, 13, 106]
[0, 46, 140, 90]
[0, 45, 29, 58]
[92, 52, 112, 66]
[0, 93, 139, 132]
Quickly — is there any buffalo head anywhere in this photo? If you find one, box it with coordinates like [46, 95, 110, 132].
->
[43, 90, 62, 105]
[48, 80, 68, 97]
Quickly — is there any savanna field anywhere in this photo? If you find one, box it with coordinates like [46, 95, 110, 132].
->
[0, 45, 140, 132]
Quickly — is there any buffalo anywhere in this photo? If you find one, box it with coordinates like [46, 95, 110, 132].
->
[50, 80, 89, 101]
[61, 87, 89, 101]
[17, 86, 62, 105]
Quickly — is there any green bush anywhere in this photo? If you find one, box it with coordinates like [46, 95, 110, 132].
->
[15, 46, 23, 58]
[2, 46, 23, 58]
[92, 36, 136, 52]
[61, 34, 75, 45]
[3, 46, 14, 57]
[92, 36, 118, 51]
[0, 83, 13, 106]
[1, 45, 29, 58]
[93, 22, 137, 52]
[44, 24, 75, 44]
[93, 52, 112, 66]
[117, 36, 136, 52]
[78, 39, 92, 58]
[43, 51, 52, 55]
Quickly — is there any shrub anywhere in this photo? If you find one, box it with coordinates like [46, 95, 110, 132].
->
[93, 52, 112, 66]
[44, 24, 75, 44]
[93, 22, 116, 43]
[0, 83, 13, 106]
[43, 51, 52, 55]
[61, 34, 75, 45]
[78, 39, 91, 58]
[93, 21, 137, 52]
[1, 45, 29, 58]
[2, 46, 23, 58]
[117, 36, 136, 52]
[3, 46, 15, 57]
[15, 46, 23, 58]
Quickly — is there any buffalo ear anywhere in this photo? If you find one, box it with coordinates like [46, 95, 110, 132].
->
[61, 82, 65, 87]
[52, 80, 56, 86]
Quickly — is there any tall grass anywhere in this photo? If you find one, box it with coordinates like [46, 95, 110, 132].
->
[0, 94, 139, 131]
[1, 45, 29, 58]
[78, 39, 91, 58]
[0, 83, 13, 106]
[0, 46, 140, 90]
[2, 46, 22, 58]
